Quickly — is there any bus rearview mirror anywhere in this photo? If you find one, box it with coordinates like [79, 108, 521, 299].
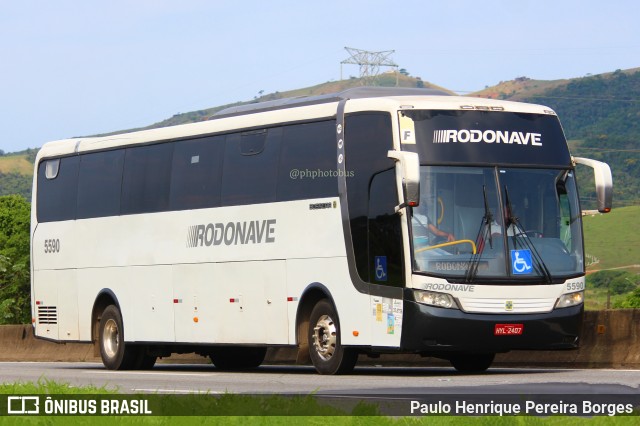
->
[573, 157, 613, 213]
[388, 150, 420, 211]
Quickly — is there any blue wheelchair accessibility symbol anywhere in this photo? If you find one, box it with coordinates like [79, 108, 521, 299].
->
[510, 249, 533, 274]
[375, 256, 387, 281]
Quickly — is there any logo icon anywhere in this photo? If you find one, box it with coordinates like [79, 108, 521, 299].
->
[505, 300, 514, 311]
[510, 249, 533, 275]
[7, 396, 40, 414]
[375, 256, 387, 281]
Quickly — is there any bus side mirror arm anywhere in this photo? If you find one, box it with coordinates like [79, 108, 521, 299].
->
[573, 157, 613, 213]
[387, 150, 420, 213]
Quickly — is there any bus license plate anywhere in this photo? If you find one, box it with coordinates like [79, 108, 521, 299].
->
[494, 324, 523, 336]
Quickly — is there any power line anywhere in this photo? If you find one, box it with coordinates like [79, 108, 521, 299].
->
[573, 147, 640, 153]
[460, 91, 640, 104]
[526, 95, 640, 103]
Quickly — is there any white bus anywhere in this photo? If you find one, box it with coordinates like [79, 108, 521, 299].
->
[31, 87, 612, 374]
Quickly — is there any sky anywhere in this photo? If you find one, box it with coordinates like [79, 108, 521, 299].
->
[1, 0, 639, 153]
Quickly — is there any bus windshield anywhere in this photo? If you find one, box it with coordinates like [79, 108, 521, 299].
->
[411, 166, 584, 281]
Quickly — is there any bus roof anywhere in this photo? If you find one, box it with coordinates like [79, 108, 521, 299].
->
[212, 87, 451, 118]
[36, 87, 557, 161]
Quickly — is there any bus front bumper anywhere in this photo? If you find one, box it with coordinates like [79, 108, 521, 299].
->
[400, 299, 583, 353]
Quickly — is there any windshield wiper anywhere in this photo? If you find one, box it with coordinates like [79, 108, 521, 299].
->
[482, 185, 494, 250]
[504, 186, 552, 283]
[465, 185, 493, 283]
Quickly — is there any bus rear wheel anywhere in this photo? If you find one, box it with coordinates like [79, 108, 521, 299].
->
[308, 299, 357, 375]
[449, 353, 495, 373]
[209, 347, 266, 370]
[99, 305, 140, 370]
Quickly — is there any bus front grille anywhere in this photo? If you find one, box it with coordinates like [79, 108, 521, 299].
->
[457, 298, 556, 314]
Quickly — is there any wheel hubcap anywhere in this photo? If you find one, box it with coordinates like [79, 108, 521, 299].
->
[312, 314, 337, 361]
[103, 319, 119, 359]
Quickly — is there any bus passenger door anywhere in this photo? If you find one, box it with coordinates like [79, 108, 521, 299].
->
[367, 169, 404, 348]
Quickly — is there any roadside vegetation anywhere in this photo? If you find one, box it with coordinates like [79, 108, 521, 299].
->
[585, 270, 640, 310]
[583, 205, 640, 310]
[0, 194, 31, 324]
[0, 152, 35, 199]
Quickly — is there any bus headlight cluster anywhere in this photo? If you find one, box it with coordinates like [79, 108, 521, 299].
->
[413, 290, 458, 309]
[556, 291, 584, 309]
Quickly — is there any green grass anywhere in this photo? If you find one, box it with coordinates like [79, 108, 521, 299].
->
[583, 205, 640, 273]
[584, 286, 634, 310]
[0, 381, 637, 424]
[582, 205, 640, 309]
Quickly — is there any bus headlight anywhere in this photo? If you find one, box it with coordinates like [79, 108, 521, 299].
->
[556, 291, 584, 309]
[413, 290, 458, 309]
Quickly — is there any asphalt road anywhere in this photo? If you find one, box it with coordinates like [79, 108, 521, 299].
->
[1, 362, 638, 396]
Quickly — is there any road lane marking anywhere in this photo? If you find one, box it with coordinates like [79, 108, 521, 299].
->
[132, 389, 224, 394]
[87, 371, 218, 377]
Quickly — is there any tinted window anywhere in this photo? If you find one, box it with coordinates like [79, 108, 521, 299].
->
[221, 128, 281, 206]
[77, 150, 124, 219]
[277, 120, 338, 201]
[344, 113, 395, 282]
[37, 156, 79, 222]
[403, 110, 571, 167]
[121, 143, 174, 214]
[368, 169, 403, 286]
[170, 135, 224, 210]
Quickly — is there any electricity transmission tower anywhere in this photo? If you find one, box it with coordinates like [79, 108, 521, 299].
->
[340, 47, 399, 86]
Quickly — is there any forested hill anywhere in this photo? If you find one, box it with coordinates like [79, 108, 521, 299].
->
[534, 71, 640, 208]
[473, 69, 640, 207]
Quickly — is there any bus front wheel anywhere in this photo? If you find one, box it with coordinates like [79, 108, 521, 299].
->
[209, 347, 266, 370]
[308, 299, 357, 375]
[99, 305, 140, 370]
[449, 352, 495, 373]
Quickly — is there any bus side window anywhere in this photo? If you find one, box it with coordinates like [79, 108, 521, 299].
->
[121, 143, 174, 215]
[37, 156, 79, 222]
[221, 128, 281, 206]
[277, 120, 338, 201]
[77, 150, 125, 219]
[170, 135, 224, 210]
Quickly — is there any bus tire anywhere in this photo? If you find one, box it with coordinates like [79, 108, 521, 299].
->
[135, 347, 157, 370]
[209, 347, 266, 370]
[449, 353, 495, 373]
[99, 305, 140, 370]
[308, 299, 357, 375]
